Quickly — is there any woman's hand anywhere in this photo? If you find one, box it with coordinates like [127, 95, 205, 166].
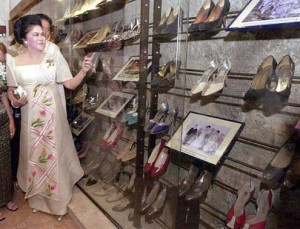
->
[8, 87, 27, 108]
[81, 53, 95, 73]
[9, 119, 15, 139]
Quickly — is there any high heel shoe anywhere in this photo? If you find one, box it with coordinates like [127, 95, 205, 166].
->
[144, 140, 166, 173]
[161, 6, 184, 35]
[202, 57, 231, 96]
[57, 215, 64, 222]
[87, 24, 111, 45]
[151, 61, 172, 86]
[151, 148, 170, 178]
[144, 102, 169, 132]
[116, 137, 135, 160]
[121, 143, 137, 162]
[191, 58, 218, 95]
[78, 141, 89, 160]
[185, 170, 213, 202]
[242, 189, 273, 229]
[283, 154, 300, 188]
[188, 0, 215, 33]
[244, 56, 277, 102]
[153, 7, 173, 35]
[145, 186, 167, 219]
[192, 0, 230, 32]
[151, 106, 178, 134]
[140, 182, 161, 213]
[226, 181, 255, 229]
[102, 124, 123, 149]
[262, 134, 297, 189]
[158, 59, 181, 89]
[100, 122, 117, 148]
[178, 164, 200, 197]
[273, 55, 295, 97]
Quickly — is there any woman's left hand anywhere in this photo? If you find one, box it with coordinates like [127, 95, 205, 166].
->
[9, 120, 15, 139]
[82, 53, 95, 73]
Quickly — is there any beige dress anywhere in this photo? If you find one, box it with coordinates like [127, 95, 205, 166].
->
[6, 52, 83, 215]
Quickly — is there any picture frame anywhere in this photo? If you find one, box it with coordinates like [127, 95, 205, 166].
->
[167, 112, 244, 165]
[95, 91, 134, 118]
[227, 0, 300, 31]
[112, 56, 152, 82]
[71, 112, 95, 136]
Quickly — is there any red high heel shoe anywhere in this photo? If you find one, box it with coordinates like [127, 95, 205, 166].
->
[227, 181, 255, 229]
[144, 140, 166, 173]
[242, 189, 273, 229]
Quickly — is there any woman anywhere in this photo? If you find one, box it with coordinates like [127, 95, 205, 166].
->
[0, 42, 18, 221]
[6, 15, 94, 220]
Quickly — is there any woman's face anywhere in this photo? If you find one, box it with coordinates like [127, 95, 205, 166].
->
[25, 25, 46, 51]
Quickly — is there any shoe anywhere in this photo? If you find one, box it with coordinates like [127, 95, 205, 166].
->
[116, 137, 135, 160]
[102, 124, 123, 149]
[112, 197, 132, 211]
[145, 186, 167, 219]
[100, 122, 116, 148]
[161, 6, 184, 35]
[93, 185, 116, 196]
[128, 209, 134, 221]
[191, 0, 230, 32]
[188, 0, 215, 33]
[191, 58, 218, 95]
[0, 213, 5, 221]
[6, 201, 18, 211]
[121, 144, 137, 162]
[56, 215, 64, 222]
[283, 152, 300, 188]
[244, 56, 277, 102]
[151, 61, 172, 86]
[274, 55, 295, 97]
[178, 164, 200, 197]
[226, 181, 255, 229]
[153, 7, 173, 35]
[242, 189, 273, 229]
[202, 57, 231, 96]
[157, 60, 181, 90]
[87, 24, 111, 45]
[151, 148, 170, 178]
[185, 170, 213, 202]
[151, 106, 178, 134]
[78, 141, 89, 160]
[144, 102, 169, 132]
[126, 173, 136, 191]
[140, 182, 161, 213]
[262, 134, 297, 189]
[144, 140, 166, 173]
[32, 208, 39, 213]
[106, 183, 127, 202]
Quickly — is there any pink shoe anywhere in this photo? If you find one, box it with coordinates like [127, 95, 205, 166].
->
[150, 148, 170, 178]
[103, 124, 123, 149]
[227, 181, 255, 229]
[242, 189, 273, 229]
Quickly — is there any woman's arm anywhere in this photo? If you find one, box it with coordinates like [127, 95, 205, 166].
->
[1, 92, 15, 138]
[7, 87, 27, 108]
[63, 54, 95, 90]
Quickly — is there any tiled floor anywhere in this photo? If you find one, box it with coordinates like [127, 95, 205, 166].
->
[0, 189, 79, 229]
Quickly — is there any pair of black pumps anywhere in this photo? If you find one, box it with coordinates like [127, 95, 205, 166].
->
[188, 0, 230, 33]
[244, 55, 295, 102]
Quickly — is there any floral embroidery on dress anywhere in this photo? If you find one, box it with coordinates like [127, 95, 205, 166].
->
[42, 92, 53, 106]
[42, 183, 56, 197]
[45, 58, 55, 68]
[27, 171, 36, 193]
[31, 118, 44, 127]
[33, 84, 41, 98]
[38, 148, 55, 163]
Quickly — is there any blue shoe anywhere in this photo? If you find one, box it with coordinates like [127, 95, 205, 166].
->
[144, 102, 169, 132]
[151, 106, 178, 135]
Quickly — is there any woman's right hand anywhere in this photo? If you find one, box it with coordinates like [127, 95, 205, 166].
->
[8, 87, 27, 108]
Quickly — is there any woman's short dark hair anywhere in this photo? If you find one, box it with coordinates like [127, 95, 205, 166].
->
[13, 14, 42, 45]
[36, 13, 53, 27]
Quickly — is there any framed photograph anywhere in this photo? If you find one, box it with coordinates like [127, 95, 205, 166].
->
[71, 112, 95, 136]
[112, 56, 152, 82]
[227, 0, 300, 31]
[95, 91, 134, 118]
[73, 29, 98, 49]
[167, 112, 244, 165]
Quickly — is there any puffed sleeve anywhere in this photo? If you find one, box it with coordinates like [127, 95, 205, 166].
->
[56, 51, 73, 83]
[6, 54, 18, 87]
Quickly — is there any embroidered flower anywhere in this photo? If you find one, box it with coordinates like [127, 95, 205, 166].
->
[47, 153, 55, 160]
[47, 130, 54, 140]
[33, 84, 41, 97]
[45, 58, 55, 68]
[39, 108, 46, 116]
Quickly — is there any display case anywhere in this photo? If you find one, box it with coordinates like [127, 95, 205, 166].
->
[12, 0, 300, 228]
